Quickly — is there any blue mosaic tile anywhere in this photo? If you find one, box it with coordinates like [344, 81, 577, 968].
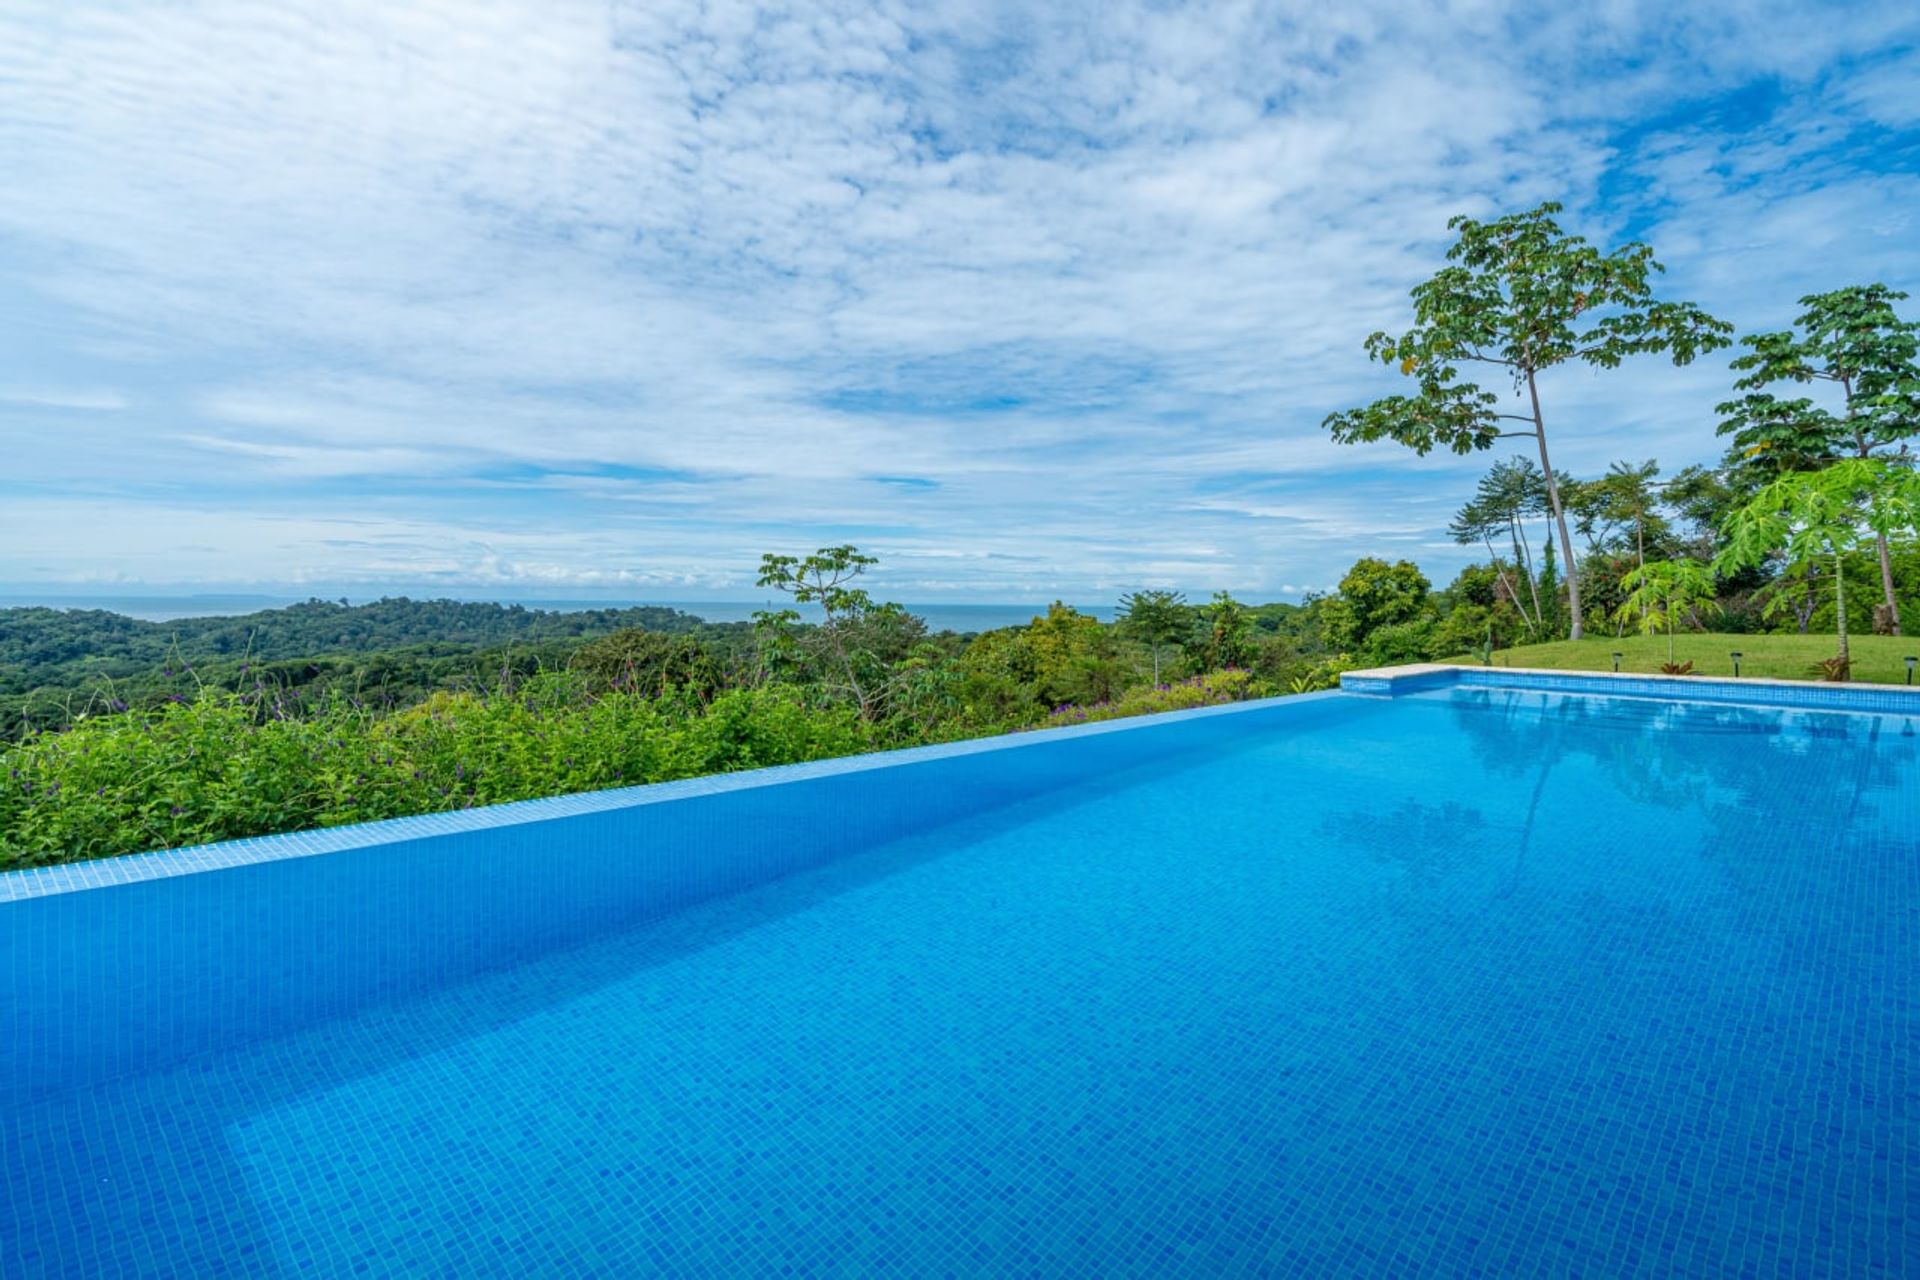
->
[1, 684, 1914, 1276]
[1343, 661, 1920, 719]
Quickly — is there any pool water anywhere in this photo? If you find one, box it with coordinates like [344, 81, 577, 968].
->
[4, 687, 1916, 1276]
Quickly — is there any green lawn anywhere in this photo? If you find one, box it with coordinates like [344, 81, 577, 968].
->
[1453, 633, 1920, 686]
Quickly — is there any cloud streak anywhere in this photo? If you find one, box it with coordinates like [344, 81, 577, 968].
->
[1, 0, 1916, 599]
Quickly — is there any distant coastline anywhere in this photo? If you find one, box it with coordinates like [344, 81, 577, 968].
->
[0, 594, 1117, 632]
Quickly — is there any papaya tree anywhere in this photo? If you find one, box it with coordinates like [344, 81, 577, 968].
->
[1713, 459, 1920, 676]
[1324, 202, 1731, 640]
[1615, 559, 1718, 667]
[1716, 285, 1920, 634]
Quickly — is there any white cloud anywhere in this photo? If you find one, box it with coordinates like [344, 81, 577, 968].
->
[0, 0, 1915, 598]
[0, 386, 128, 411]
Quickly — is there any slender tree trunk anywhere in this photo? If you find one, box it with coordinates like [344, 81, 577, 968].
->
[1873, 530, 1900, 635]
[1627, 518, 1646, 639]
[825, 615, 874, 720]
[1484, 538, 1534, 630]
[1525, 370, 1583, 639]
[1840, 378, 1901, 636]
[1835, 554, 1850, 666]
[1858, 463, 1900, 634]
[1512, 521, 1543, 626]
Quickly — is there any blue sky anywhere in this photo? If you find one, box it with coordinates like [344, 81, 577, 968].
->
[2, 1, 1917, 603]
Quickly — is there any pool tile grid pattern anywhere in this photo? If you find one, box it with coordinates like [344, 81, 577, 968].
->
[2, 690, 1350, 905]
[1343, 662, 1920, 716]
[3, 675, 1917, 1276]
[3, 695, 1367, 1110]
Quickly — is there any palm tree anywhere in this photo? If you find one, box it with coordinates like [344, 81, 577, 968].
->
[1448, 457, 1552, 634]
[1575, 459, 1666, 572]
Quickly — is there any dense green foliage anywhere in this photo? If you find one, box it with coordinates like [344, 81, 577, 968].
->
[0, 598, 752, 740]
[0, 681, 867, 866]
[1118, 590, 1191, 682]
[0, 586, 1354, 867]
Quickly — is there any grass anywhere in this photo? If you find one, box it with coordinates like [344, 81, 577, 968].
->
[1451, 633, 1920, 686]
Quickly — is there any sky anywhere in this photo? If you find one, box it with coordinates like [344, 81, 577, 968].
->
[2, 1, 1917, 604]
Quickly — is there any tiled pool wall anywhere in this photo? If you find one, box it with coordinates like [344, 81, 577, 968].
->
[0, 691, 1358, 1107]
[1343, 662, 1920, 716]
[13, 665, 1913, 1110]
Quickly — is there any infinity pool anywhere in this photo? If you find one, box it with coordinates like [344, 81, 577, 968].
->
[3, 678, 1915, 1276]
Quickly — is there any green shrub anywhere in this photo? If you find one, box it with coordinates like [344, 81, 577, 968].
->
[0, 679, 873, 869]
[1363, 619, 1438, 666]
[1042, 669, 1255, 727]
[570, 630, 724, 699]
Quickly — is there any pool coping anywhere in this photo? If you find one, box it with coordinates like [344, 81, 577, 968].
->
[1341, 661, 1920, 716]
[2, 689, 1349, 903]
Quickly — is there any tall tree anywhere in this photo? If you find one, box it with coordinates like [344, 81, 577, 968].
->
[1324, 202, 1731, 639]
[1569, 459, 1668, 571]
[1716, 284, 1920, 634]
[1447, 457, 1550, 632]
[1117, 589, 1192, 683]
[1321, 558, 1431, 655]
[1662, 463, 1746, 557]
[1193, 592, 1256, 671]
[754, 545, 922, 719]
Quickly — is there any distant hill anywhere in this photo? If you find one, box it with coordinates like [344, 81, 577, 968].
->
[0, 596, 736, 668]
[0, 597, 750, 737]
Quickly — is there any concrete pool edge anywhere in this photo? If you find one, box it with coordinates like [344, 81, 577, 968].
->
[1342, 661, 1920, 716]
